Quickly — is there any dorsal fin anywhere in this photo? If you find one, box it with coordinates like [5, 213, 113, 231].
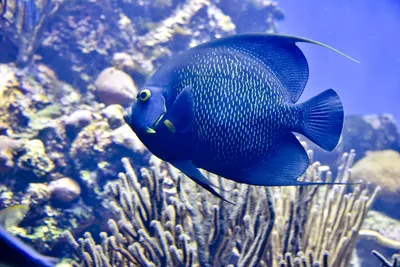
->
[196, 33, 359, 104]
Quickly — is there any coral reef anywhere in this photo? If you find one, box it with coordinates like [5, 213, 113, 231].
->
[31, 0, 283, 89]
[361, 211, 400, 249]
[64, 148, 378, 267]
[17, 139, 55, 178]
[0, 0, 67, 67]
[0, 63, 147, 253]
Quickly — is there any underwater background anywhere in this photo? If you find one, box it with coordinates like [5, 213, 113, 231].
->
[0, 0, 399, 266]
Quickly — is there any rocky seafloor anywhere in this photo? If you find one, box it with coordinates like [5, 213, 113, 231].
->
[0, 0, 399, 266]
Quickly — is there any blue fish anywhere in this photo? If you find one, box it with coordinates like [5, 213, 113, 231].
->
[0, 225, 58, 267]
[124, 34, 357, 202]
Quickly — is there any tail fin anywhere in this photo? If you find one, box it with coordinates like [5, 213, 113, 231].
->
[295, 89, 344, 151]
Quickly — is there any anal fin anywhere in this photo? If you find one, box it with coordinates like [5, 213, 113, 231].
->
[233, 133, 310, 186]
[232, 133, 355, 186]
[170, 160, 235, 205]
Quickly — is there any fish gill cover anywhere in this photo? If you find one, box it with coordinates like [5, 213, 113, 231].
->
[0, 0, 399, 267]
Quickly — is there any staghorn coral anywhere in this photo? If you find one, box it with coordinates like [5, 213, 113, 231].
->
[372, 250, 399, 267]
[64, 148, 379, 267]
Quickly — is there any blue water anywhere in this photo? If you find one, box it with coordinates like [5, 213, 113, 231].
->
[279, 0, 400, 120]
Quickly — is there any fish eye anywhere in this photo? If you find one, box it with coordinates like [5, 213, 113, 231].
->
[138, 89, 151, 102]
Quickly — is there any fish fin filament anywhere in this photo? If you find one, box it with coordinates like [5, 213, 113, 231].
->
[170, 160, 236, 205]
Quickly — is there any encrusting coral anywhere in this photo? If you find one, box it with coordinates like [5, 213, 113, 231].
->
[64, 145, 379, 267]
[351, 150, 400, 202]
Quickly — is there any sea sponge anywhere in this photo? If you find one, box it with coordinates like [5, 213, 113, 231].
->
[352, 150, 400, 203]
[69, 121, 112, 170]
[94, 67, 137, 106]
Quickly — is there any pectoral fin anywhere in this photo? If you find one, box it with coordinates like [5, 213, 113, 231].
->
[164, 84, 194, 134]
[170, 160, 235, 205]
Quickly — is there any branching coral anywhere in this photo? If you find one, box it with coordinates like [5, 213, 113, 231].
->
[372, 250, 399, 267]
[271, 148, 379, 267]
[64, 147, 379, 267]
[0, 0, 68, 67]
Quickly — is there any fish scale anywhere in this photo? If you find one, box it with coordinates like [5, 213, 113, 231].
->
[125, 33, 350, 202]
[171, 48, 292, 168]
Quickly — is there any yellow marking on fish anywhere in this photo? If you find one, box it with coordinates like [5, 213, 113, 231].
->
[164, 120, 176, 134]
[153, 113, 165, 128]
[146, 127, 156, 134]
[152, 98, 167, 128]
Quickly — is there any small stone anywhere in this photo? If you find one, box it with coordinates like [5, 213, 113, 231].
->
[48, 178, 81, 203]
[94, 67, 137, 106]
[64, 110, 93, 130]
